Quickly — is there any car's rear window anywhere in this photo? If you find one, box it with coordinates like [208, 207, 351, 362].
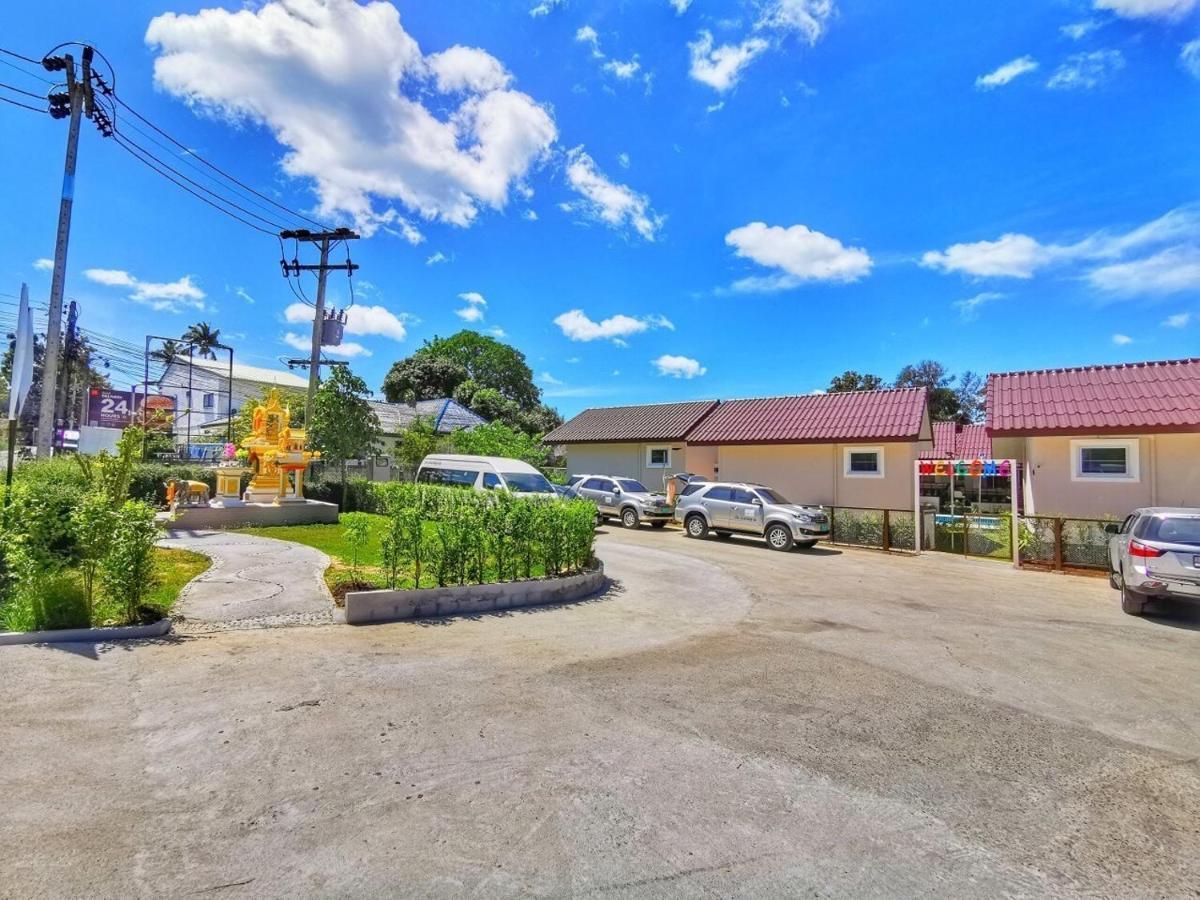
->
[1137, 516, 1200, 546]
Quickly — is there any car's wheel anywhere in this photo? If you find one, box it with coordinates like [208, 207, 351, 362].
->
[685, 514, 709, 539]
[765, 523, 794, 551]
[1121, 583, 1148, 616]
[795, 540, 818, 550]
[650, 520, 667, 529]
[621, 508, 640, 529]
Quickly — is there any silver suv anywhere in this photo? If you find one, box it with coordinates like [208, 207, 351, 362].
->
[1106, 507, 1200, 615]
[573, 475, 673, 529]
[675, 481, 829, 551]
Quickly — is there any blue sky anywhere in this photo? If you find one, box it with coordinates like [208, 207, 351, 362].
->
[2, 0, 1198, 417]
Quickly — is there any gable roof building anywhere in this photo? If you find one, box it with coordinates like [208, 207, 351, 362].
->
[920, 421, 992, 460]
[543, 400, 719, 444]
[986, 357, 1200, 517]
[370, 398, 486, 436]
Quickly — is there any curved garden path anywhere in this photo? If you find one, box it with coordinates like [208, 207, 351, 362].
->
[158, 529, 333, 631]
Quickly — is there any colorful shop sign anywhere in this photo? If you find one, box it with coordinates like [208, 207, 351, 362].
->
[918, 459, 1012, 477]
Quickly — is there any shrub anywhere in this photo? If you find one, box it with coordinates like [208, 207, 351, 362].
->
[100, 501, 162, 624]
[0, 548, 89, 632]
[72, 491, 116, 614]
[6, 478, 81, 567]
[127, 463, 217, 507]
[305, 476, 378, 512]
[76, 426, 142, 508]
[341, 512, 373, 582]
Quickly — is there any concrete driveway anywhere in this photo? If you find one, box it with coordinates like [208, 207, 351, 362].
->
[2, 527, 1198, 897]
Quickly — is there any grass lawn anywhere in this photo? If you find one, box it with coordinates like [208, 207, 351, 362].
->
[238, 513, 551, 598]
[0, 547, 211, 632]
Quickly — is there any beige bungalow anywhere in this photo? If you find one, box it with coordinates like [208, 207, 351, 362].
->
[543, 400, 720, 489]
[987, 358, 1200, 519]
[685, 388, 934, 510]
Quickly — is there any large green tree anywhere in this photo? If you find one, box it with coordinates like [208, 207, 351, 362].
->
[827, 370, 885, 393]
[308, 367, 382, 504]
[382, 330, 561, 436]
[893, 360, 982, 423]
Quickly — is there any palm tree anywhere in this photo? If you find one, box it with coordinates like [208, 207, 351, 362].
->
[182, 322, 221, 360]
[150, 339, 182, 366]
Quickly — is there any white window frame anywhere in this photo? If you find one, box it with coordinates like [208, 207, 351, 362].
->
[645, 446, 671, 468]
[843, 446, 885, 479]
[1071, 438, 1139, 482]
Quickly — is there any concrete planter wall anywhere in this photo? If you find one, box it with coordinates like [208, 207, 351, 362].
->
[0, 617, 172, 647]
[345, 562, 606, 625]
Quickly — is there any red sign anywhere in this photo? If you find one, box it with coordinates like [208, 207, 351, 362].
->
[87, 388, 175, 431]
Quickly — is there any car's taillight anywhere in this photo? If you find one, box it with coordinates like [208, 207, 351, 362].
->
[1129, 540, 1165, 559]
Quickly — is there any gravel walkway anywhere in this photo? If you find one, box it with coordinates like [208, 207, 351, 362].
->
[158, 529, 334, 631]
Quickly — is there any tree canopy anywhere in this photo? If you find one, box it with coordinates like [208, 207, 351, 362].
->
[308, 367, 382, 495]
[382, 330, 561, 436]
[826, 360, 984, 424]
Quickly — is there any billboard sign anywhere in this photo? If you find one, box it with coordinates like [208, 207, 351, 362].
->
[87, 388, 175, 431]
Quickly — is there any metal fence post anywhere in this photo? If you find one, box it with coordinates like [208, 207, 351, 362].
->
[1053, 518, 1064, 571]
[882, 509, 891, 552]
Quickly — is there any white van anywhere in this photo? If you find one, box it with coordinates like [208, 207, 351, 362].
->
[415, 454, 557, 496]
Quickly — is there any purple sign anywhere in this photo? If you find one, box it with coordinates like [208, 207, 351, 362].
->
[86, 388, 174, 430]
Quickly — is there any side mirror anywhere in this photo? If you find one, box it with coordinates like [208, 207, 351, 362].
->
[612, 486, 621, 494]
[751, 497, 762, 506]
[1103, 523, 1119, 535]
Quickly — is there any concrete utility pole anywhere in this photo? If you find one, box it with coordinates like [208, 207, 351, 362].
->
[279, 228, 359, 425]
[36, 48, 93, 458]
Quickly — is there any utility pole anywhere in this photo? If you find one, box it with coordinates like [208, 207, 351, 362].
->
[279, 228, 359, 424]
[36, 47, 93, 458]
[54, 300, 79, 442]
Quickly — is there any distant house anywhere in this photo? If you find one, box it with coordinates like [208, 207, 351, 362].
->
[543, 400, 720, 487]
[546, 389, 935, 508]
[920, 421, 991, 459]
[987, 357, 1200, 518]
[157, 356, 308, 437]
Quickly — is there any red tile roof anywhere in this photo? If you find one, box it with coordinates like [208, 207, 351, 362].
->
[987, 358, 1200, 436]
[920, 422, 992, 459]
[687, 388, 928, 445]
[543, 400, 719, 444]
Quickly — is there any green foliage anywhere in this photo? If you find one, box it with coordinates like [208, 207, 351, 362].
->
[827, 370, 885, 393]
[308, 366, 382, 501]
[368, 481, 595, 589]
[0, 548, 89, 632]
[76, 426, 143, 508]
[394, 416, 449, 474]
[449, 421, 549, 466]
[6, 478, 81, 567]
[71, 491, 116, 612]
[304, 475, 378, 512]
[100, 501, 162, 624]
[341, 512, 372, 581]
[182, 322, 221, 360]
[384, 354, 469, 403]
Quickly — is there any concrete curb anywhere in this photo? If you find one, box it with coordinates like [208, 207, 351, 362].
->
[0, 617, 173, 647]
[345, 562, 606, 625]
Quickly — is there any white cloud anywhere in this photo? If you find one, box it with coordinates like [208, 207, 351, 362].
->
[706, 100, 725, 113]
[1163, 312, 1192, 328]
[1061, 20, 1102, 40]
[84, 267, 206, 312]
[529, 0, 564, 17]
[575, 26, 601, 55]
[921, 233, 1050, 278]
[233, 286, 255, 304]
[975, 56, 1039, 90]
[566, 356, 581, 364]
[724, 222, 872, 290]
[617, 152, 630, 169]
[1047, 50, 1125, 90]
[670, 0, 693, 13]
[455, 291, 487, 322]
[32, 258, 53, 271]
[425, 251, 448, 265]
[284, 331, 370, 357]
[487, 326, 507, 338]
[603, 57, 641, 79]
[953, 292, 1004, 321]
[539, 371, 563, 385]
[1112, 333, 1133, 345]
[562, 147, 663, 241]
[146, 0, 557, 236]
[523, 209, 538, 221]
[1094, 0, 1198, 20]
[688, 31, 769, 92]
[1182, 40, 1200, 79]
[1088, 246, 1200, 296]
[653, 354, 706, 379]
[554, 309, 674, 343]
[755, 0, 836, 44]
[284, 301, 409, 341]
[924, 206, 1200, 295]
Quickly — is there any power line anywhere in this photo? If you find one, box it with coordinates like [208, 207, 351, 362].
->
[0, 80, 46, 100]
[0, 46, 45, 67]
[108, 90, 331, 232]
[0, 94, 47, 114]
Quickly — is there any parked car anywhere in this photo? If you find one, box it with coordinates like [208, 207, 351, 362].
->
[1106, 507, 1200, 615]
[416, 454, 556, 497]
[675, 481, 829, 551]
[573, 474, 673, 528]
